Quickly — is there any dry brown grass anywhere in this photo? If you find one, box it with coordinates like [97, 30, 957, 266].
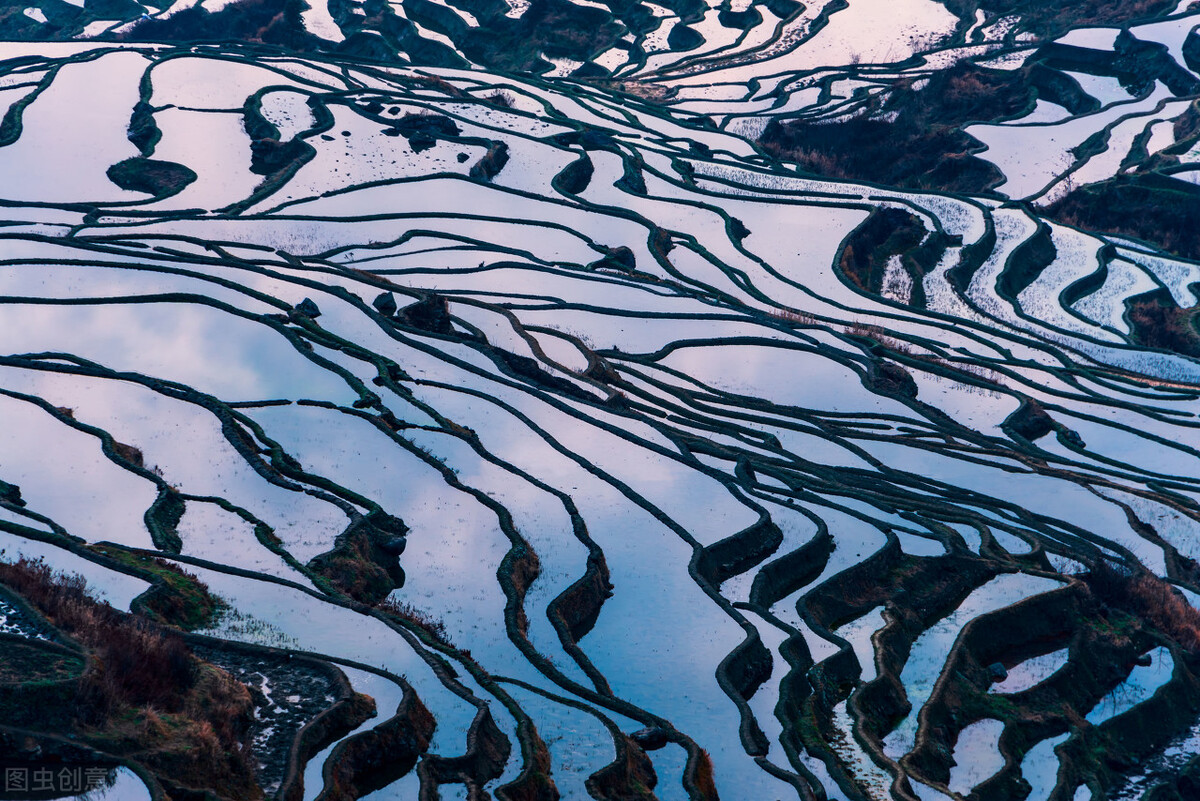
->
[771, 309, 913, 359]
[0, 558, 258, 794]
[773, 309, 916, 355]
[486, 90, 514, 108]
[609, 81, 675, 103]
[690, 748, 718, 801]
[770, 308, 820, 327]
[377, 597, 453, 646]
[417, 74, 465, 98]
[0, 558, 195, 714]
[1046, 178, 1200, 265]
[350, 267, 401, 289]
[1087, 562, 1200, 654]
[845, 321, 913, 353]
[111, 441, 145, 468]
[1128, 574, 1200, 653]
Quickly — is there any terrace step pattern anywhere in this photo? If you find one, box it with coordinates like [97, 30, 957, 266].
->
[0, 7, 1199, 800]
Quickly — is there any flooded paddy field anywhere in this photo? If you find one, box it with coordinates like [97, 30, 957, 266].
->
[2, 1, 1200, 799]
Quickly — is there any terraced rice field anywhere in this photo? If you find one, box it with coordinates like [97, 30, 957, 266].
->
[2, 1, 1200, 800]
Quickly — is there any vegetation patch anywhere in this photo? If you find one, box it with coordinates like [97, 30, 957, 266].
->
[456, 0, 624, 72]
[0, 636, 83, 685]
[0, 557, 260, 799]
[318, 690, 434, 800]
[836, 207, 952, 307]
[761, 62, 1035, 193]
[1124, 287, 1200, 357]
[90, 543, 224, 631]
[121, 0, 322, 49]
[308, 513, 408, 605]
[1046, 174, 1200, 262]
[107, 157, 198, 199]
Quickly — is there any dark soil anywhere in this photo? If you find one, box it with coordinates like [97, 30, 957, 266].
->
[941, 0, 1177, 37]
[308, 513, 408, 604]
[1123, 288, 1200, 357]
[0, 557, 377, 801]
[107, 157, 197, 198]
[761, 62, 1036, 193]
[192, 644, 362, 796]
[0, 558, 261, 798]
[837, 207, 951, 307]
[120, 0, 322, 50]
[1045, 173, 1200, 262]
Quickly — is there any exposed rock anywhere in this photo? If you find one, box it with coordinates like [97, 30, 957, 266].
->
[0, 480, 24, 506]
[630, 727, 670, 750]
[372, 291, 398, 316]
[295, 298, 322, 318]
[379, 536, 407, 556]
